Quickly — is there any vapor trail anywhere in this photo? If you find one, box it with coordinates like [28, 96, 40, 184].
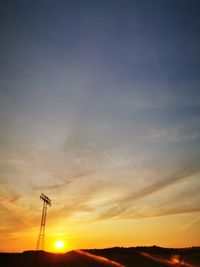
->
[89, 142, 115, 162]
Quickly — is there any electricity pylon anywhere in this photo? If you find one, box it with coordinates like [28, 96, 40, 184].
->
[36, 193, 51, 251]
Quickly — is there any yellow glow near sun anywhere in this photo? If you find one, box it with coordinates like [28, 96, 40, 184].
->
[54, 240, 65, 251]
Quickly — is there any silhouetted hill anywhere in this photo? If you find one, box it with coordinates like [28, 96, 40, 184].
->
[1, 246, 200, 267]
[86, 246, 200, 266]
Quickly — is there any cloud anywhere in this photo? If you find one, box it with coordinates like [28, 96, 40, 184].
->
[0, 186, 33, 228]
[32, 169, 95, 191]
[91, 167, 200, 222]
[148, 116, 200, 143]
[46, 182, 103, 224]
[120, 167, 199, 207]
[119, 80, 200, 111]
[178, 215, 200, 231]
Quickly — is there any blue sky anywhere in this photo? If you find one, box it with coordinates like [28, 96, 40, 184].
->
[0, 0, 200, 250]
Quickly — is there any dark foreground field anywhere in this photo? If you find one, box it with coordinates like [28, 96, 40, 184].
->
[1, 246, 200, 267]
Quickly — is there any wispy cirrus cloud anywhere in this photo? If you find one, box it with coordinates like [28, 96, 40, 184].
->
[0, 185, 33, 228]
[86, 168, 200, 222]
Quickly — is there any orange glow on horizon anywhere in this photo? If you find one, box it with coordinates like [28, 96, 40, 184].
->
[1, 213, 200, 252]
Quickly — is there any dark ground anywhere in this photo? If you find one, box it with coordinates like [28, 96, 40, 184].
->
[1, 246, 200, 267]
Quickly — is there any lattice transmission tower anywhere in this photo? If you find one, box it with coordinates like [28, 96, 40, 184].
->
[36, 193, 52, 251]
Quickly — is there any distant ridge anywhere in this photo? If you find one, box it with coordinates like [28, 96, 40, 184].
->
[1, 246, 200, 267]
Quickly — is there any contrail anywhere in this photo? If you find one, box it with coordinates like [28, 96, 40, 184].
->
[89, 142, 115, 162]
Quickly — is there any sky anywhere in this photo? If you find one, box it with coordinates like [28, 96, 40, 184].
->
[0, 0, 200, 252]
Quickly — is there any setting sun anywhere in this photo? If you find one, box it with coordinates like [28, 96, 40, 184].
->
[54, 240, 65, 251]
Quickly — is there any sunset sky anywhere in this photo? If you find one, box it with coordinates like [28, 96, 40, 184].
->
[0, 0, 200, 252]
